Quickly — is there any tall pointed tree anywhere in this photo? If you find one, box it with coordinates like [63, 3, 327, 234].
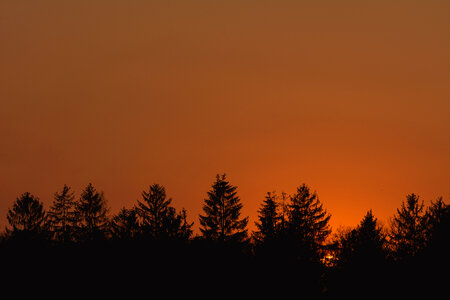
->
[136, 184, 193, 239]
[425, 197, 449, 237]
[390, 193, 427, 259]
[253, 192, 281, 244]
[284, 184, 331, 261]
[74, 183, 109, 242]
[336, 210, 387, 266]
[48, 184, 76, 243]
[199, 174, 248, 243]
[424, 197, 449, 258]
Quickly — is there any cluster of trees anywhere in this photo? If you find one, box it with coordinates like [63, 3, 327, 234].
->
[1, 174, 449, 297]
[322, 194, 450, 266]
[3, 183, 193, 245]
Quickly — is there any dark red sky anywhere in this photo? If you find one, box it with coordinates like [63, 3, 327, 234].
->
[1, 0, 449, 233]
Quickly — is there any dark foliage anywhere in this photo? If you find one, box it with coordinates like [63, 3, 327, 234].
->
[282, 184, 331, 262]
[48, 184, 76, 243]
[199, 174, 249, 243]
[1, 181, 449, 298]
[74, 183, 109, 242]
[252, 191, 281, 244]
[5, 192, 48, 243]
[136, 184, 193, 240]
[390, 193, 427, 259]
[334, 210, 387, 267]
[110, 207, 140, 240]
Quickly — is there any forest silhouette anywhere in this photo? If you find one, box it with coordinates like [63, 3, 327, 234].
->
[1, 174, 449, 298]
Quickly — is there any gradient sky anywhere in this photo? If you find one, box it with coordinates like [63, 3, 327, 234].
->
[1, 0, 449, 233]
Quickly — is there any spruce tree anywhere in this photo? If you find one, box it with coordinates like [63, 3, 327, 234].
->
[424, 197, 450, 258]
[199, 174, 248, 243]
[337, 210, 386, 266]
[253, 192, 281, 244]
[390, 193, 427, 259]
[48, 184, 76, 243]
[7, 192, 47, 234]
[110, 207, 140, 240]
[136, 184, 193, 239]
[284, 184, 331, 261]
[425, 197, 449, 236]
[74, 183, 109, 242]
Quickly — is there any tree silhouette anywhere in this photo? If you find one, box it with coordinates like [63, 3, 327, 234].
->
[6, 192, 48, 242]
[284, 184, 331, 262]
[48, 185, 76, 243]
[136, 184, 193, 240]
[199, 174, 248, 243]
[252, 192, 281, 244]
[110, 207, 140, 240]
[425, 197, 448, 236]
[2, 179, 449, 297]
[335, 210, 387, 266]
[327, 211, 391, 298]
[423, 197, 450, 257]
[390, 193, 427, 260]
[74, 183, 109, 242]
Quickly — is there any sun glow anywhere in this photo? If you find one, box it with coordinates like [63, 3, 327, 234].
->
[321, 253, 337, 267]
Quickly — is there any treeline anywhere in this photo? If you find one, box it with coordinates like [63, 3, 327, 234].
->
[1, 174, 449, 298]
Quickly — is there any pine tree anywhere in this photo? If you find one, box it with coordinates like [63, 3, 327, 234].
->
[48, 184, 76, 243]
[426, 197, 449, 235]
[6, 192, 47, 241]
[424, 197, 449, 256]
[199, 174, 248, 243]
[253, 192, 281, 244]
[284, 184, 331, 262]
[110, 207, 140, 240]
[337, 210, 386, 266]
[356, 210, 386, 254]
[390, 193, 427, 259]
[74, 183, 109, 242]
[136, 184, 193, 239]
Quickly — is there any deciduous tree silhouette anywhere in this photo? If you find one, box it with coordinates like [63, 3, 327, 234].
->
[284, 184, 331, 262]
[199, 174, 248, 243]
[48, 184, 76, 243]
[390, 193, 427, 260]
[6, 192, 48, 242]
[74, 183, 109, 242]
[136, 184, 193, 240]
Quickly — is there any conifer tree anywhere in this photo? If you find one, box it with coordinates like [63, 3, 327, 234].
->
[136, 184, 193, 239]
[74, 183, 109, 242]
[110, 207, 140, 240]
[423, 197, 449, 255]
[284, 184, 331, 261]
[390, 193, 427, 259]
[253, 192, 281, 244]
[48, 184, 76, 243]
[7, 192, 47, 235]
[337, 210, 386, 266]
[425, 197, 449, 236]
[199, 174, 248, 243]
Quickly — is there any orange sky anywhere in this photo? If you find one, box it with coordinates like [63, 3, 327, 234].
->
[1, 0, 449, 233]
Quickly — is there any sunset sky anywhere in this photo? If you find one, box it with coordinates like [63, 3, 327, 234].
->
[1, 0, 449, 233]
